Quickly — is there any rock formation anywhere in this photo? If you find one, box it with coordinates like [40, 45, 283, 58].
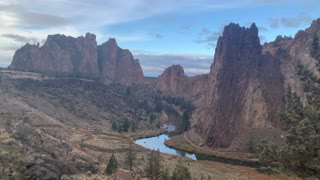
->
[193, 19, 320, 151]
[154, 65, 208, 96]
[193, 23, 281, 150]
[10, 34, 144, 84]
[98, 38, 145, 84]
[10, 33, 99, 77]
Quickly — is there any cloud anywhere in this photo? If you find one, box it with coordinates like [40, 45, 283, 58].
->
[181, 20, 196, 30]
[131, 49, 154, 54]
[57, 0, 94, 6]
[268, 16, 312, 28]
[0, 47, 15, 67]
[2, 34, 40, 44]
[194, 27, 223, 48]
[0, 3, 68, 28]
[141, 65, 166, 72]
[0, 0, 315, 69]
[1, 45, 20, 51]
[150, 33, 164, 39]
[280, 16, 312, 28]
[259, 35, 266, 43]
[184, 67, 209, 74]
[17, 11, 68, 27]
[0, 58, 11, 67]
[258, 26, 268, 32]
[199, 27, 211, 36]
[114, 34, 152, 42]
[134, 53, 212, 77]
[269, 18, 279, 28]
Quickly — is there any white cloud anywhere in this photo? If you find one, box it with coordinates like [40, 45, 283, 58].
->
[0, 0, 312, 68]
[184, 67, 210, 74]
[141, 65, 166, 72]
[268, 16, 312, 28]
[134, 53, 212, 77]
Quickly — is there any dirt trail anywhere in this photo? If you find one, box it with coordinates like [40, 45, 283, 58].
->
[71, 128, 98, 161]
[115, 170, 135, 180]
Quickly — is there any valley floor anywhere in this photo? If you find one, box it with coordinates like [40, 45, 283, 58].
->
[0, 70, 300, 179]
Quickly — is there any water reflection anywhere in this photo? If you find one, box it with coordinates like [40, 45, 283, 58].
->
[135, 134, 197, 160]
[162, 123, 176, 132]
[135, 124, 261, 167]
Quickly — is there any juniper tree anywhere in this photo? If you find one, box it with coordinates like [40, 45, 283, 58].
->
[126, 141, 136, 171]
[145, 149, 163, 180]
[171, 158, 192, 180]
[105, 153, 118, 174]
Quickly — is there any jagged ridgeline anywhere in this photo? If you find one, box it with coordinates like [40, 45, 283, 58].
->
[9, 34, 145, 84]
[258, 23, 320, 176]
[2, 15, 320, 178]
[192, 19, 320, 154]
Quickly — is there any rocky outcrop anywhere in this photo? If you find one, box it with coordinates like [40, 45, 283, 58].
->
[154, 65, 208, 96]
[10, 34, 144, 84]
[154, 65, 188, 94]
[98, 38, 145, 84]
[194, 19, 320, 151]
[194, 23, 285, 150]
[10, 33, 99, 77]
[263, 19, 320, 103]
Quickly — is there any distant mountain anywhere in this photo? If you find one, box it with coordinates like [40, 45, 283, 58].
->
[9, 33, 145, 85]
[7, 18, 320, 153]
[154, 64, 208, 96]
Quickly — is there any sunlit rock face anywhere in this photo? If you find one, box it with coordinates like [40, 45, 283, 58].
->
[97, 38, 145, 84]
[154, 64, 208, 96]
[194, 19, 320, 151]
[194, 23, 284, 150]
[10, 34, 145, 85]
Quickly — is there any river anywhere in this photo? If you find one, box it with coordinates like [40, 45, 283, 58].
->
[135, 124, 261, 167]
[135, 133, 197, 160]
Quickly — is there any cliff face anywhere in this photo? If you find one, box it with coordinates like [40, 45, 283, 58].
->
[154, 65, 208, 96]
[10, 34, 144, 84]
[194, 23, 285, 150]
[263, 19, 320, 103]
[98, 38, 145, 84]
[194, 19, 320, 151]
[11, 33, 99, 76]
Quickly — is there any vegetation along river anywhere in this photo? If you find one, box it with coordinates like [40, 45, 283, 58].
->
[135, 123, 261, 167]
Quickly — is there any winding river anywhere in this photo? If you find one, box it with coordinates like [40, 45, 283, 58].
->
[135, 123, 261, 167]
[135, 133, 197, 160]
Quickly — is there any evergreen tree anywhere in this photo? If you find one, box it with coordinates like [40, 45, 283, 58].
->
[118, 125, 122, 133]
[105, 153, 118, 174]
[161, 168, 170, 180]
[154, 101, 164, 113]
[126, 141, 136, 171]
[145, 149, 163, 180]
[122, 119, 130, 132]
[311, 35, 319, 59]
[112, 121, 118, 131]
[156, 121, 161, 129]
[131, 121, 137, 132]
[259, 84, 320, 176]
[171, 158, 192, 180]
[126, 87, 131, 96]
[182, 111, 190, 131]
[149, 113, 156, 124]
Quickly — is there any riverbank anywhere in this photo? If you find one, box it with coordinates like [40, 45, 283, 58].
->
[129, 128, 166, 140]
[164, 131, 259, 164]
[133, 129, 299, 179]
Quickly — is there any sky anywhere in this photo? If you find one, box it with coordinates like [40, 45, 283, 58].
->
[0, 0, 319, 77]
